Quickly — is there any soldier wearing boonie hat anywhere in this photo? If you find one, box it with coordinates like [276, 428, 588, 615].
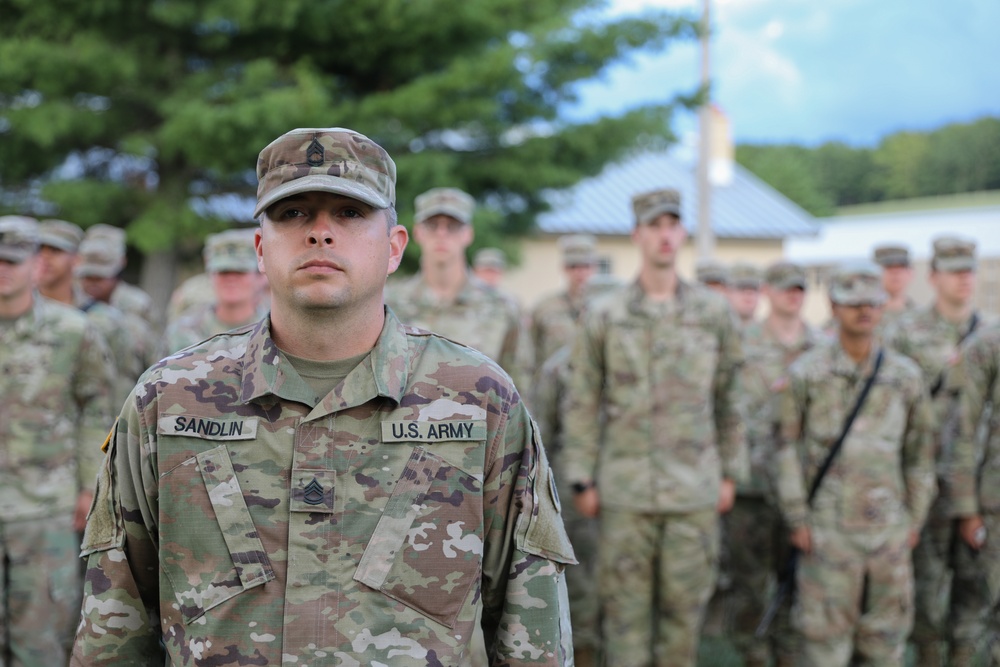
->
[74, 127, 575, 666]
[725, 257, 818, 667]
[883, 234, 991, 666]
[0, 214, 115, 664]
[562, 186, 748, 665]
[386, 184, 530, 386]
[158, 229, 265, 359]
[773, 257, 933, 666]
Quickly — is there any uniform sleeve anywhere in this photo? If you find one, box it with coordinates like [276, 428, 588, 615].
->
[498, 300, 533, 396]
[900, 375, 937, 528]
[74, 321, 117, 493]
[774, 370, 810, 530]
[530, 352, 565, 462]
[559, 310, 606, 486]
[481, 399, 576, 665]
[71, 391, 164, 665]
[945, 335, 995, 517]
[713, 310, 749, 483]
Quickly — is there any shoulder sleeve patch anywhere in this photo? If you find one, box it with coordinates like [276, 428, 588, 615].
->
[518, 424, 578, 565]
[81, 421, 125, 556]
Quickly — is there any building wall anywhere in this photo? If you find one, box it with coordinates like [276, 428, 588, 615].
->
[501, 234, 786, 311]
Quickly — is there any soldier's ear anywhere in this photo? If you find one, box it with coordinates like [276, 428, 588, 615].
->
[387, 225, 408, 276]
[254, 228, 265, 274]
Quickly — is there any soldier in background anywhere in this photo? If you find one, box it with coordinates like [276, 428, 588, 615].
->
[562, 187, 747, 666]
[883, 236, 989, 666]
[726, 261, 820, 667]
[77, 223, 158, 328]
[72, 126, 575, 665]
[159, 229, 267, 358]
[696, 257, 729, 294]
[873, 243, 916, 331]
[944, 323, 1000, 665]
[166, 272, 214, 324]
[34, 219, 138, 406]
[386, 187, 530, 386]
[0, 216, 115, 665]
[727, 262, 763, 327]
[472, 247, 508, 288]
[774, 262, 934, 666]
[530, 234, 599, 371]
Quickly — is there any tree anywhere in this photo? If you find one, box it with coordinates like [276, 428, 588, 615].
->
[0, 0, 700, 298]
[735, 144, 835, 217]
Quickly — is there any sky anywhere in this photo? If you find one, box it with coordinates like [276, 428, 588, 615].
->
[565, 0, 1000, 148]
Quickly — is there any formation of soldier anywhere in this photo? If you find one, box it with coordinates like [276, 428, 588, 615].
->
[1, 129, 997, 666]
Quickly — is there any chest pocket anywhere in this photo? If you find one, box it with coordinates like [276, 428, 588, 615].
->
[159, 444, 275, 623]
[355, 445, 484, 628]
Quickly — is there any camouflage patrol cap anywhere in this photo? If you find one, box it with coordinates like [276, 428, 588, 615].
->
[728, 262, 763, 289]
[559, 234, 598, 267]
[765, 261, 807, 290]
[828, 261, 887, 306]
[414, 187, 475, 225]
[931, 235, 976, 272]
[75, 237, 123, 278]
[84, 224, 127, 255]
[254, 127, 396, 218]
[0, 216, 40, 263]
[38, 219, 84, 253]
[695, 258, 729, 286]
[872, 243, 910, 268]
[472, 247, 506, 271]
[204, 229, 259, 273]
[632, 188, 682, 226]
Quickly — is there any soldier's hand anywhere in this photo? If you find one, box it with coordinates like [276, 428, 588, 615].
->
[789, 525, 812, 554]
[574, 487, 600, 518]
[717, 478, 736, 514]
[959, 515, 987, 550]
[74, 490, 94, 532]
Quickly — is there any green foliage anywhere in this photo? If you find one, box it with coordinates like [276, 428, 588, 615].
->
[736, 116, 1000, 216]
[0, 0, 699, 263]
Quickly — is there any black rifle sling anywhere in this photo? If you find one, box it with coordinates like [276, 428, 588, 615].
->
[929, 312, 980, 399]
[806, 348, 884, 506]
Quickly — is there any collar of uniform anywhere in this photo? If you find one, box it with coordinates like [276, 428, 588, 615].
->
[239, 309, 410, 408]
[7, 293, 43, 337]
[829, 340, 883, 379]
[627, 277, 691, 317]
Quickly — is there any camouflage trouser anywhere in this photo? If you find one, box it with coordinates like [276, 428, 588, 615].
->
[951, 512, 1000, 662]
[724, 495, 795, 664]
[0, 515, 79, 667]
[598, 507, 718, 667]
[911, 496, 953, 645]
[795, 525, 913, 667]
[553, 472, 600, 652]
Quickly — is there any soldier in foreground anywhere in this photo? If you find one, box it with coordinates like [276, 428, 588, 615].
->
[158, 228, 267, 358]
[0, 216, 115, 665]
[726, 262, 819, 667]
[386, 187, 530, 386]
[883, 236, 987, 666]
[562, 188, 747, 666]
[945, 323, 1000, 665]
[72, 127, 575, 666]
[774, 262, 935, 666]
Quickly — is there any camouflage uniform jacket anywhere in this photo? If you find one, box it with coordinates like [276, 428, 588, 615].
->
[878, 298, 917, 334]
[561, 280, 749, 513]
[737, 320, 821, 498]
[530, 292, 585, 369]
[158, 303, 267, 359]
[883, 306, 990, 467]
[774, 340, 936, 533]
[945, 324, 1000, 518]
[111, 280, 158, 329]
[0, 295, 115, 521]
[386, 272, 531, 387]
[532, 345, 573, 465]
[73, 309, 576, 666]
[74, 289, 140, 407]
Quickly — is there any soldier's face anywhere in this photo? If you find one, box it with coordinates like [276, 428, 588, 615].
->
[765, 285, 805, 318]
[565, 264, 596, 292]
[632, 214, 685, 269]
[80, 275, 117, 302]
[931, 269, 975, 307]
[0, 255, 35, 300]
[832, 302, 882, 336]
[413, 215, 473, 265]
[35, 245, 76, 289]
[211, 271, 259, 307]
[473, 266, 504, 287]
[727, 286, 760, 320]
[257, 191, 407, 313]
[881, 265, 912, 297]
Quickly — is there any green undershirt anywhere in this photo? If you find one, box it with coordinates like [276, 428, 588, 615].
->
[283, 349, 370, 402]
